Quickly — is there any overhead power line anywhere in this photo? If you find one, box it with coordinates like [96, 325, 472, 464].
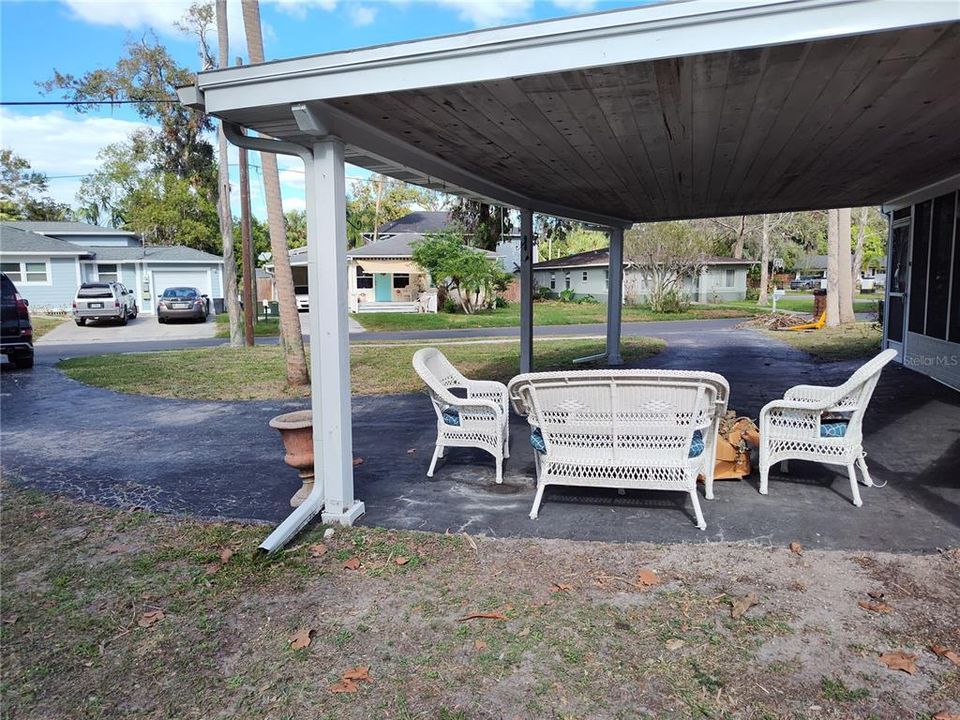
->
[1, 99, 179, 106]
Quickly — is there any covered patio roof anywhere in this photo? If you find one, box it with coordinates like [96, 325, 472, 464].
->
[178, 0, 960, 547]
[182, 0, 960, 225]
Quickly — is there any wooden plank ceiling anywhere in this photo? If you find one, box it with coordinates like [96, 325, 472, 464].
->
[310, 23, 960, 222]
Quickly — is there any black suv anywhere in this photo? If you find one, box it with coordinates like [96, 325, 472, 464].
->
[1, 272, 34, 369]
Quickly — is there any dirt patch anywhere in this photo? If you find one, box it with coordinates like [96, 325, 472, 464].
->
[2, 481, 958, 719]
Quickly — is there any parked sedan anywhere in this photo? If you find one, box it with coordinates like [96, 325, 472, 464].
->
[157, 287, 209, 323]
[1, 272, 34, 368]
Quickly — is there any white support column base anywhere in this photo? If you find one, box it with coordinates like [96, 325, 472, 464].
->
[322, 500, 366, 526]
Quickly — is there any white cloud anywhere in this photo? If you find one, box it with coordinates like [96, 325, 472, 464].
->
[271, 0, 337, 20]
[282, 196, 306, 212]
[347, 4, 378, 26]
[424, 0, 533, 27]
[551, 0, 597, 10]
[0, 109, 151, 206]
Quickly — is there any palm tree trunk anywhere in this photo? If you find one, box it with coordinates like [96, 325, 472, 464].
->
[826, 209, 840, 327]
[757, 214, 771, 305]
[215, 0, 242, 347]
[837, 207, 856, 324]
[240, 0, 308, 386]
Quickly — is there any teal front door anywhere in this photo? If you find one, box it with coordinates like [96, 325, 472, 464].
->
[374, 273, 392, 302]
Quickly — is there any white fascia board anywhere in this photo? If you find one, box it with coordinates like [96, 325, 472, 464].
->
[882, 172, 960, 211]
[138, 259, 225, 264]
[195, 0, 957, 110]
[0, 251, 89, 256]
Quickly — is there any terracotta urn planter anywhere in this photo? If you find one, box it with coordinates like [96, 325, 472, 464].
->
[269, 410, 314, 507]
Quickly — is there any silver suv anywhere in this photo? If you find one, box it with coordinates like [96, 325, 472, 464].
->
[73, 282, 138, 326]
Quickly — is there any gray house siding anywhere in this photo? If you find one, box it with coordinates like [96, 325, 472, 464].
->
[534, 266, 609, 300]
[64, 235, 141, 247]
[6, 256, 79, 311]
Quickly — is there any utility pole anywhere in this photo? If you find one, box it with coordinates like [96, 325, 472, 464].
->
[238, 113, 255, 346]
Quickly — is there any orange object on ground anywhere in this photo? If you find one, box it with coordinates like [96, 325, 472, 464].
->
[782, 312, 826, 331]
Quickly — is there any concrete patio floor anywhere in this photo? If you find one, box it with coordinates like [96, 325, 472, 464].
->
[2, 324, 958, 552]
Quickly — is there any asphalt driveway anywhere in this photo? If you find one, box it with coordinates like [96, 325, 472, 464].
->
[3, 321, 958, 552]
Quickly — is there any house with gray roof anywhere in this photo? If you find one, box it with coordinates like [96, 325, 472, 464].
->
[1, 221, 224, 314]
[533, 247, 756, 304]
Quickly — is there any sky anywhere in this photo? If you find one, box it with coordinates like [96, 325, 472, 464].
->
[0, 0, 641, 219]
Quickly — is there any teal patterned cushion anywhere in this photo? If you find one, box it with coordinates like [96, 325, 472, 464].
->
[530, 427, 546, 454]
[441, 406, 460, 426]
[689, 430, 705, 458]
[820, 421, 848, 438]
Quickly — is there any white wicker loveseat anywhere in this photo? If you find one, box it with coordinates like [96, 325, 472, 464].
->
[508, 370, 724, 529]
[758, 349, 897, 506]
[413, 347, 510, 483]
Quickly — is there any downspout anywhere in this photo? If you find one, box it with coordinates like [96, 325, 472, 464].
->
[222, 122, 322, 555]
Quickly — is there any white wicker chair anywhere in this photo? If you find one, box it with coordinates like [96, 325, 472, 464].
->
[412, 347, 510, 483]
[508, 371, 720, 529]
[758, 349, 896, 506]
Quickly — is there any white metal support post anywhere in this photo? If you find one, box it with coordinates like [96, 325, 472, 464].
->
[606, 226, 624, 365]
[307, 137, 365, 525]
[519, 209, 534, 374]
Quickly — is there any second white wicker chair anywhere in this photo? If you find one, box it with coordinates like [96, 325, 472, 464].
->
[412, 347, 510, 483]
[758, 348, 896, 506]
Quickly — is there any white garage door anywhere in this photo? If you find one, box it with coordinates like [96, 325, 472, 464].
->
[152, 270, 211, 298]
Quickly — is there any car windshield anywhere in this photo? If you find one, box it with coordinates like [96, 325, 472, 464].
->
[77, 284, 114, 299]
[162, 288, 198, 299]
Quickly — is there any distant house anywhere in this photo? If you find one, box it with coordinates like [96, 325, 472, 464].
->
[0, 221, 225, 314]
[533, 248, 755, 304]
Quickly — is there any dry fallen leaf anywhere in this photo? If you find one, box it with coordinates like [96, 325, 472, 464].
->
[931, 644, 960, 666]
[636, 569, 661, 587]
[474, 639, 487, 652]
[933, 712, 960, 720]
[394, 556, 409, 566]
[731, 592, 759, 620]
[459, 611, 508, 622]
[341, 666, 370, 682]
[352, 457, 364, 466]
[551, 583, 573, 592]
[879, 650, 917, 675]
[789, 542, 804, 555]
[342, 557, 361, 571]
[2, 614, 19, 625]
[308, 543, 327, 558]
[665, 638, 685, 651]
[289, 628, 314, 650]
[204, 562, 223, 576]
[858, 600, 893, 614]
[219, 548, 234, 564]
[138, 610, 165, 628]
[329, 679, 358, 694]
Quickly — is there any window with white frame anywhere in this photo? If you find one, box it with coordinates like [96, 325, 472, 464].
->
[97, 263, 119, 282]
[1, 260, 48, 283]
[604, 269, 609, 289]
[565, 271, 571, 290]
[549, 272, 556, 290]
[582, 270, 588, 282]
[356, 267, 373, 289]
[724, 268, 736, 287]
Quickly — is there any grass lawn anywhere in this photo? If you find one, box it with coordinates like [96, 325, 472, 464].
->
[3, 481, 958, 720]
[353, 301, 755, 332]
[722, 295, 880, 315]
[57, 336, 665, 400]
[30, 315, 68, 339]
[215, 314, 281, 337]
[764, 322, 883, 362]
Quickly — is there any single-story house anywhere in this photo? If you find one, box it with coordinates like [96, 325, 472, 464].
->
[532, 248, 755, 304]
[286, 230, 500, 313]
[0, 221, 225, 315]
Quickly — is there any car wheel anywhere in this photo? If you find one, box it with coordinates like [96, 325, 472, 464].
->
[130, 304, 138, 319]
[118, 312, 128, 326]
[75, 318, 86, 327]
[13, 351, 34, 369]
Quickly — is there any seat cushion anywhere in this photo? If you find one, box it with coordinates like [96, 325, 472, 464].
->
[441, 406, 460, 426]
[689, 429, 705, 458]
[529, 428, 705, 457]
[530, 426, 546, 453]
[820, 421, 848, 437]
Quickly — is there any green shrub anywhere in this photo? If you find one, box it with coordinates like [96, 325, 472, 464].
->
[558, 288, 577, 303]
[745, 287, 760, 301]
[441, 297, 458, 314]
[653, 288, 689, 313]
[533, 286, 556, 301]
[493, 296, 510, 309]
[576, 295, 599, 304]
